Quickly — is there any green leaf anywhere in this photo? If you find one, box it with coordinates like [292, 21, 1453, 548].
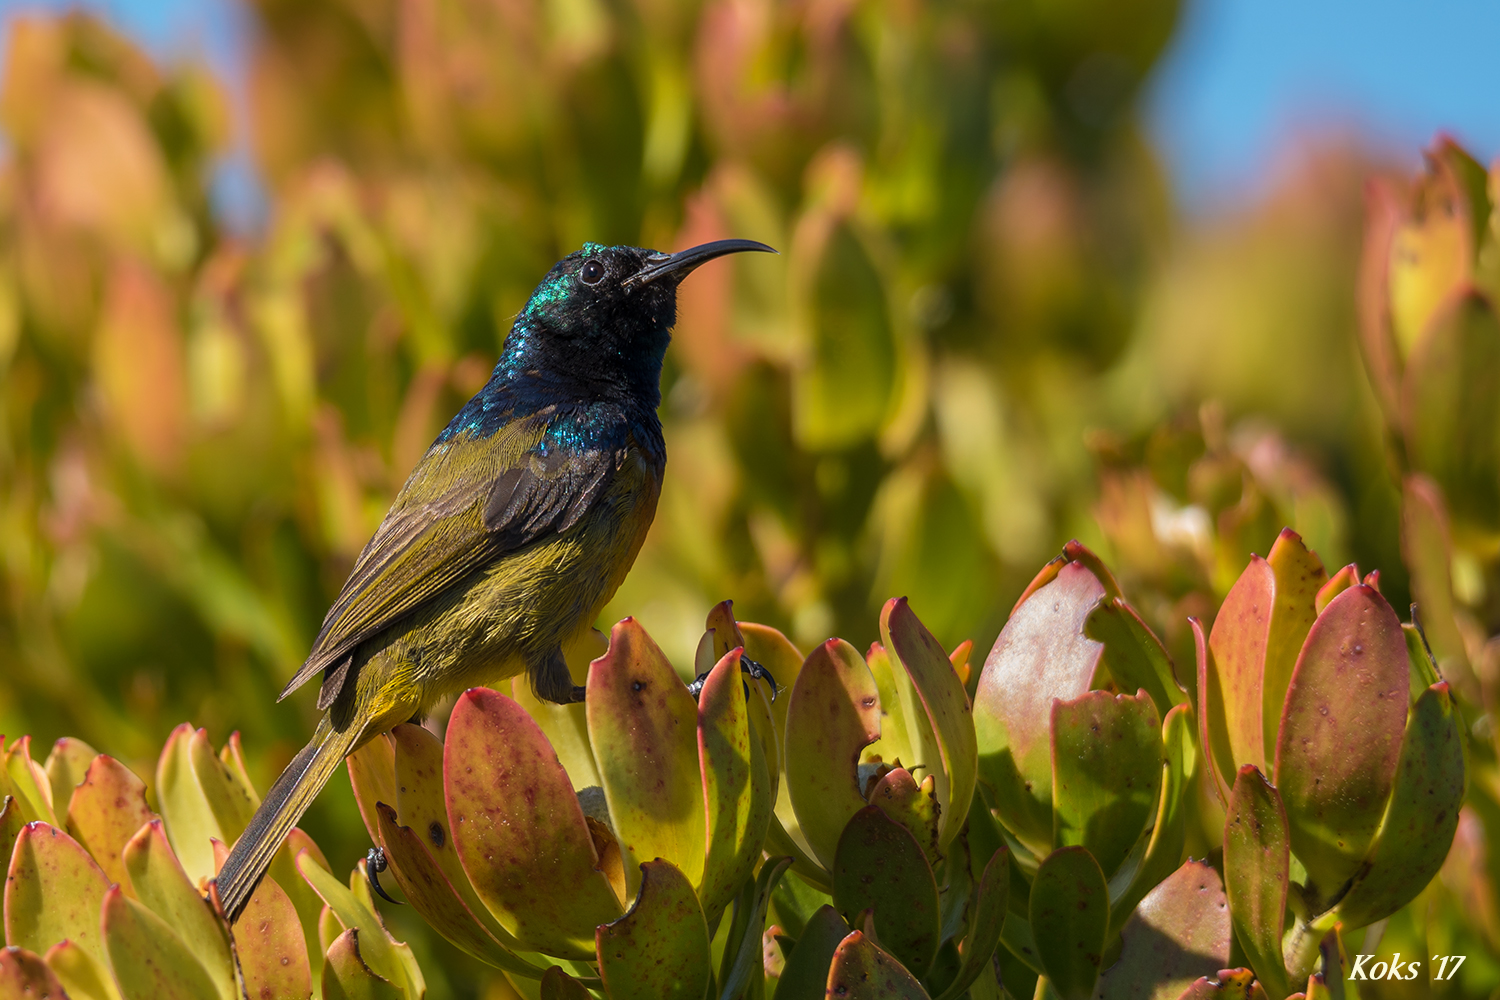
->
[1050, 689, 1161, 880]
[226, 867, 313, 1000]
[823, 930, 931, 1000]
[154, 724, 223, 887]
[1274, 585, 1408, 896]
[43, 738, 98, 830]
[880, 597, 979, 850]
[974, 562, 1104, 857]
[865, 641, 915, 770]
[102, 884, 222, 1000]
[866, 767, 939, 861]
[44, 938, 125, 1000]
[587, 617, 707, 897]
[1222, 768, 1290, 1000]
[1333, 681, 1466, 929]
[1261, 530, 1328, 759]
[122, 819, 236, 1000]
[1095, 859, 1230, 1000]
[1314, 565, 1358, 616]
[3, 737, 56, 826]
[187, 727, 256, 847]
[832, 805, 940, 979]
[322, 929, 406, 1000]
[698, 646, 775, 924]
[540, 964, 594, 1000]
[596, 859, 712, 1000]
[1028, 847, 1109, 1000]
[718, 855, 792, 1000]
[1086, 597, 1186, 718]
[1107, 702, 1196, 934]
[0, 945, 67, 998]
[1193, 620, 1231, 806]
[4, 822, 111, 968]
[775, 905, 850, 1000]
[374, 802, 544, 978]
[1400, 476, 1471, 675]
[297, 853, 425, 998]
[932, 846, 1008, 1000]
[68, 755, 157, 889]
[784, 638, 882, 871]
[445, 688, 621, 959]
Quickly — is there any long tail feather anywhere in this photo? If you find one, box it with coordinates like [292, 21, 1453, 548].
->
[217, 718, 359, 922]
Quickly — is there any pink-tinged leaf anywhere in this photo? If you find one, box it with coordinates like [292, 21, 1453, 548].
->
[1262, 530, 1328, 757]
[698, 647, 774, 924]
[0, 797, 23, 890]
[267, 827, 333, 965]
[228, 868, 312, 1000]
[824, 930, 929, 999]
[4, 822, 110, 967]
[785, 638, 882, 870]
[0, 945, 66, 998]
[1334, 681, 1465, 928]
[44, 938, 122, 1000]
[346, 733, 397, 845]
[596, 859, 712, 1000]
[122, 820, 236, 999]
[975, 562, 1105, 856]
[4, 736, 56, 826]
[1401, 475, 1471, 674]
[1274, 585, 1408, 894]
[867, 767, 939, 862]
[1315, 565, 1359, 616]
[586, 618, 706, 898]
[931, 846, 1008, 1000]
[1029, 846, 1109, 1000]
[1096, 859, 1230, 1000]
[880, 597, 979, 849]
[374, 802, 543, 978]
[775, 905, 849, 1000]
[1207, 556, 1275, 776]
[321, 929, 404, 1000]
[1222, 767, 1291, 1000]
[43, 738, 97, 830]
[1193, 619, 1232, 805]
[445, 688, 621, 958]
[1050, 690, 1161, 879]
[155, 723, 222, 886]
[67, 755, 156, 888]
[1011, 555, 1068, 614]
[1063, 541, 1125, 602]
[102, 884, 222, 1000]
[832, 805, 940, 979]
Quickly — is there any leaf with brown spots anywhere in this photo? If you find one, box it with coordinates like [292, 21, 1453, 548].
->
[0, 945, 67, 999]
[227, 867, 311, 1000]
[596, 859, 712, 1000]
[824, 930, 930, 999]
[42, 737, 97, 830]
[102, 884, 222, 1000]
[123, 819, 236, 1000]
[445, 688, 621, 959]
[1029, 846, 1109, 1000]
[67, 754, 156, 888]
[4, 822, 111, 967]
[587, 617, 706, 899]
[832, 805, 940, 979]
[1222, 767, 1290, 999]
[346, 733, 397, 845]
[785, 638, 881, 870]
[1097, 858, 1231, 1000]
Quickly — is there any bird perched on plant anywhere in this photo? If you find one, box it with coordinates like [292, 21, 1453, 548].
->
[217, 238, 775, 922]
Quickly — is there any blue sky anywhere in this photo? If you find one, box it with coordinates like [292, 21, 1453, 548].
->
[2, 0, 1499, 220]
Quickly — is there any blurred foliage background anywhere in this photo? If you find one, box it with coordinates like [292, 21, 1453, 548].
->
[0, 0, 1492, 995]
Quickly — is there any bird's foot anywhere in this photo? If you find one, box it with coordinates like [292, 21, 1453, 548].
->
[366, 847, 403, 906]
[687, 656, 777, 701]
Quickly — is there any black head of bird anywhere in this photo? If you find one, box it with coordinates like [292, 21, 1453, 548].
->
[215, 237, 775, 924]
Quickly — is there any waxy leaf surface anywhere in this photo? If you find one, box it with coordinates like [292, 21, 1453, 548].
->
[775, 905, 850, 1000]
[1222, 767, 1290, 1000]
[587, 617, 705, 897]
[867, 767, 939, 861]
[4, 822, 110, 967]
[297, 853, 425, 997]
[1050, 689, 1160, 879]
[446, 688, 621, 958]
[122, 820, 235, 1000]
[44, 938, 124, 1000]
[346, 732, 397, 845]
[932, 846, 1008, 1000]
[0, 945, 66, 998]
[43, 738, 97, 830]
[1096, 859, 1229, 1000]
[322, 929, 405, 1000]
[832, 805, 940, 979]
[102, 885, 221, 1000]
[1030, 846, 1109, 1000]
[825, 930, 930, 1000]
[229, 868, 312, 1000]
[1334, 681, 1465, 928]
[68, 755, 156, 889]
[785, 638, 881, 870]
[596, 859, 711, 1000]
[1274, 585, 1408, 893]
[975, 563, 1104, 856]
[154, 724, 222, 886]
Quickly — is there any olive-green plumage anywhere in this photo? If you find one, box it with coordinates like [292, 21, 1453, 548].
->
[217, 239, 774, 922]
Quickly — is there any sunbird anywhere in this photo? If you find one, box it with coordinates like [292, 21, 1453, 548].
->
[217, 238, 775, 922]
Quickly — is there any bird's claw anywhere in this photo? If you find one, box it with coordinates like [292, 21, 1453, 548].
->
[366, 847, 403, 906]
[687, 656, 777, 702]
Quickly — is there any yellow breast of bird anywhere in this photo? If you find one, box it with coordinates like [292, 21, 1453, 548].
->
[376, 442, 663, 704]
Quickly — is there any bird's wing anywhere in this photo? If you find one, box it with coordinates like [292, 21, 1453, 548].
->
[278, 413, 623, 705]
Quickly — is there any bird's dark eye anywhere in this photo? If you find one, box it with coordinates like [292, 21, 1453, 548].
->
[580, 260, 605, 285]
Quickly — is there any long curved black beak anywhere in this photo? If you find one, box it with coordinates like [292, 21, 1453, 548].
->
[623, 238, 777, 290]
